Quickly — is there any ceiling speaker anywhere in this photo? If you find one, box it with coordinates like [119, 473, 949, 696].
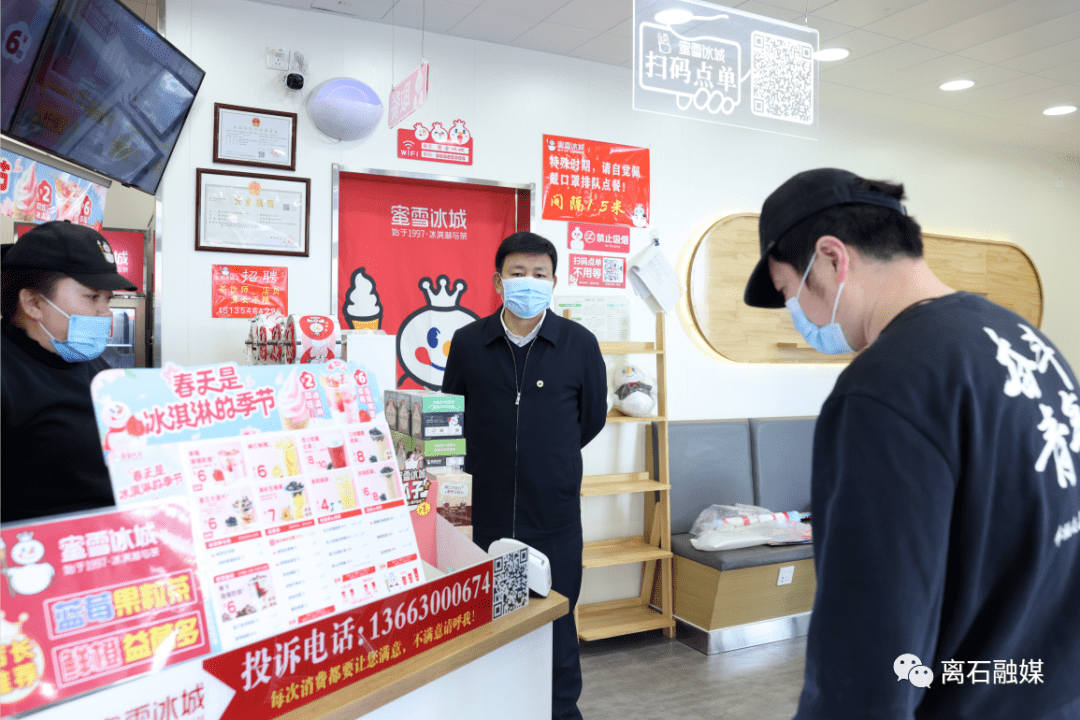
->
[306, 78, 383, 141]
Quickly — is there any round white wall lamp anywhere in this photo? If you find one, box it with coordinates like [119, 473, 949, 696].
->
[1043, 105, 1077, 116]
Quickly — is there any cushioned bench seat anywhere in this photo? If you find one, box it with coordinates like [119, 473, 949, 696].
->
[670, 533, 814, 572]
[652, 418, 819, 650]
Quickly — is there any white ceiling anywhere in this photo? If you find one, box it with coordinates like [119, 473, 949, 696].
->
[233, 0, 1080, 156]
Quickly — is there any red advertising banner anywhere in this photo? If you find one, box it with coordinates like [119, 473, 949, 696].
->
[101, 229, 146, 292]
[568, 253, 626, 289]
[0, 502, 209, 714]
[397, 120, 473, 165]
[568, 221, 630, 253]
[203, 558, 495, 720]
[337, 172, 525, 390]
[212, 265, 288, 319]
[387, 62, 430, 129]
[542, 135, 650, 228]
[16, 225, 145, 293]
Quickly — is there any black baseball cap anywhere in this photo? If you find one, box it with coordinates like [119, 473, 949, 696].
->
[2, 221, 137, 291]
[743, 168, 906, 308]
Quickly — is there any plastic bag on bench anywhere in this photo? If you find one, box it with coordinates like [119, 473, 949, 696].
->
[689, 504, 807, 552]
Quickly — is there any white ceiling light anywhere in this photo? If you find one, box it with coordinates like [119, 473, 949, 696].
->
[655, 9, 694, 24]
[1043, 105, 1077, 116]
[814, 48, 849, 61]
[939, 80, 975, 91]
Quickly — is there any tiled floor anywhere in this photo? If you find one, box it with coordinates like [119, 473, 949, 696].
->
[579, 631, 807, 720]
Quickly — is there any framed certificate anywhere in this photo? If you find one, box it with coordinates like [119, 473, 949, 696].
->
[196, 169, 310, 257]
[213, 104, 297, 171]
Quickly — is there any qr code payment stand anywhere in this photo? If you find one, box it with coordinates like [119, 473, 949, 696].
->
[23, 518, 537, 720]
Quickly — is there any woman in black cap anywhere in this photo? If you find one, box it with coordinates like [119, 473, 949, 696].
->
[1, 221, 136, 523]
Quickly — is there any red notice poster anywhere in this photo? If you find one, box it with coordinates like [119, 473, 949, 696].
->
[542, 135, 650, 228]
[212, 265, 288, 318]
[0, 502, 208, 715]
[337, 173, 525, 390]
[567, 253, 626, 289]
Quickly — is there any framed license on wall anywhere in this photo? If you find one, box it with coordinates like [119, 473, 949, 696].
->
[213, 103, 297, 171]
[196, 169, 310, 257]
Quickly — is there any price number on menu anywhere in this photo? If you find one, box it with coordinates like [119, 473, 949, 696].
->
[366, 571, 490, 640]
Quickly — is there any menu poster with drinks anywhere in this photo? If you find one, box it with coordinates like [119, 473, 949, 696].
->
[0, 501, 209, 715]
[91, 361, 425, 653]
[0, 148, 108, 228]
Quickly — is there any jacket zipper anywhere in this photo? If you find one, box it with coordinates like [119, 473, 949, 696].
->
[505, 337, 535, 540]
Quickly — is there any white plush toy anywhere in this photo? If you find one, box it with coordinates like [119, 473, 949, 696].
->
[611, 365, 657, 417]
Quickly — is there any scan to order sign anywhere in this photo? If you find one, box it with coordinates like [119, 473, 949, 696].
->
[634, 0, 819, 138]
[89, 360, 428, 656]
[0, 501, 208, 715]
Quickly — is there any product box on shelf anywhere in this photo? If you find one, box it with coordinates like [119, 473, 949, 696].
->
[391, 430, 466, 460]
[429, 469, 472, 527]
[383, 390, 464, 441]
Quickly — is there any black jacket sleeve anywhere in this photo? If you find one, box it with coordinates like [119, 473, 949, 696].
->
[579, 333, 607, 448]
[441, 336, 467, 398]
[794, 394, 955, 719]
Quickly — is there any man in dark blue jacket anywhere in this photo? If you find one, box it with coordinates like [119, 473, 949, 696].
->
[442, 231, 607, 720]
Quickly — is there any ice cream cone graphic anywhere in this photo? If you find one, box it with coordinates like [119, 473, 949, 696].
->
[343, 267, 383, 329]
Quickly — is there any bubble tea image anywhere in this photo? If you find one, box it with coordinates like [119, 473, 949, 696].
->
[380, 465, 401, 501]
[369, 427, 392, 462]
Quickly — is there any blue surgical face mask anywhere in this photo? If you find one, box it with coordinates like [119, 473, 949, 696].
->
[37, 295, 112, 362]
[501, 276, 553, 320]
[785, 253, 854, 355]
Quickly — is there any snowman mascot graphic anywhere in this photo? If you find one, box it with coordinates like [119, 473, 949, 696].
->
[396, 275, 479, 390]
[3, 533, 55, 596]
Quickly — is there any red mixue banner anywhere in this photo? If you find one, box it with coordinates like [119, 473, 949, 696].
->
[203, 558, 495, 720]
[337, 172, 528, 390]
[212, 265, 288, 319]
[541, 135, 650, 228]
[0, 502, 208, 715]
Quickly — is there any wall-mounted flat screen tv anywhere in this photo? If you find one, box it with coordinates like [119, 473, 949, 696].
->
[1, 0, 204, 194]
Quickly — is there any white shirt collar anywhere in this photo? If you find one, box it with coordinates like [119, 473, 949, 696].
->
[501, 308, 545, 347]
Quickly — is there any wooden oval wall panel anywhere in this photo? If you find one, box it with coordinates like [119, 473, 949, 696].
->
[684, 213, 1043, 364]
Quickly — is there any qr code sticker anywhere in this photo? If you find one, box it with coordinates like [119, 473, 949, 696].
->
[602, 258, 624, 284]
[492, 547, 528, 619]
[750, 31, 814, 125]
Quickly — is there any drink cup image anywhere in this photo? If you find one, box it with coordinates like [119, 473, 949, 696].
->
[334, 473, 357, 509]
[285, 480, 309, 518]
[320, 371, 362, 425]
[275, 438, 302, 476]
[380, 465, 401, 500]
[370, 427, 391, 462]
[326, 433, 348, 469]
[278, 369, 312, 430]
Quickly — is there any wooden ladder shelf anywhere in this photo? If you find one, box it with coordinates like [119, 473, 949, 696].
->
[565, 310, 675, 642]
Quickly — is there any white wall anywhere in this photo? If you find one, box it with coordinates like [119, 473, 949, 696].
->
[161, 0, 1080, 603]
